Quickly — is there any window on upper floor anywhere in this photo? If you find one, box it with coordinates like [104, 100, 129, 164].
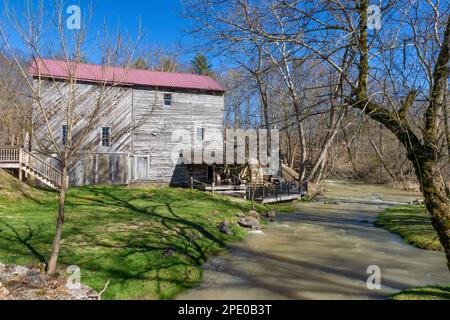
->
[101, 127, 111, 147]
[164, 93, 172, 106]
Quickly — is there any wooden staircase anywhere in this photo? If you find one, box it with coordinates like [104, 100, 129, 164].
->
[0, 146, 64, 190]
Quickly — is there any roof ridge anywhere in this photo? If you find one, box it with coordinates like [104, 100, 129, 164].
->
[39, 58, 215, 79]
[29, 58, 225, 93]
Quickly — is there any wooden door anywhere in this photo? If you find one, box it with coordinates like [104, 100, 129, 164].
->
[135, 156, 149, 181]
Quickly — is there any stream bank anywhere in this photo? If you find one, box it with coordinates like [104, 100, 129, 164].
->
[176, 180, 448, 300]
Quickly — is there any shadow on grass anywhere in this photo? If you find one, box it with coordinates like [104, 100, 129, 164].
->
[58, 185, 249, 298]
[0, 219, 48, 265]
[0, 184, 256, 298]
[74, 186, 226, 245]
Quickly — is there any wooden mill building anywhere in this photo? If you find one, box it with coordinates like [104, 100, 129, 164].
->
[28, 59, 225, 187]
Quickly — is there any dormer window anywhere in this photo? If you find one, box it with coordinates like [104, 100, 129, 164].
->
[164, 93, 172, 106]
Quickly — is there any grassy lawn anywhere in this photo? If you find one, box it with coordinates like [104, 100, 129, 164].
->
[376, 204, 449, 300]
[392, 285, 450, 300]
[375, 205, 442, 251]
[0, 170, 268, 299]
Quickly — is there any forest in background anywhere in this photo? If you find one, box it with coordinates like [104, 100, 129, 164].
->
[0, 0, 449, 189]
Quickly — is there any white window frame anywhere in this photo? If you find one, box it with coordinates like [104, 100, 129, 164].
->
[101, 127, 111, 147]
[163, 93, 172, 106]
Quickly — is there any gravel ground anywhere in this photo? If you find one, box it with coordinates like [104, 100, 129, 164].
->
[0, 263, 99, 300]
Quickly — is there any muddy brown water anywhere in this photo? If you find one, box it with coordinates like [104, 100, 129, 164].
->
[177, 180, 449, 300]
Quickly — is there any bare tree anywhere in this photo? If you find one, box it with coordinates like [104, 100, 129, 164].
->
[0, 55, 29, 145]
[288, 0, 450, 268]
[352, 0, 450, 269]
[0, 0, 150, 274]
[185, 0, 450, 270]
[184, 0, 349, 185]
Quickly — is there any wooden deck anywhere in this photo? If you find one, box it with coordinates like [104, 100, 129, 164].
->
[0, 163, 20, 169]
[0, 146, 63, 190]
[191, 177, 302, 203]
[260, 194, 301, 204]
[0, 146, 20, 168]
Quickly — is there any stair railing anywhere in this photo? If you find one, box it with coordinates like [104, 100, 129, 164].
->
[21, 149, 63, 189]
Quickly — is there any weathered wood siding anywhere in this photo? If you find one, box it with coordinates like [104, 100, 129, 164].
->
[32, 80, 133, 154]
[32, 80, 133, 185]
[69, 153, 130, 186]
[133, 89, 224, 186]
[32, 79, 225, 186]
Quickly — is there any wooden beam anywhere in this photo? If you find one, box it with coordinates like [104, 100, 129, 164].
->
[18, 148, 23, 182]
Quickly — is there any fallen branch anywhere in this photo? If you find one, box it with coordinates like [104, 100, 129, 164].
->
[97, 279, 110, 300]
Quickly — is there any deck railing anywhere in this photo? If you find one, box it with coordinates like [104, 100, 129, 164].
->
[21, 150, 63, 189]
[0, 146, 63, 189]
[248, 182, 304, 203]
[0, 146, 20, 163]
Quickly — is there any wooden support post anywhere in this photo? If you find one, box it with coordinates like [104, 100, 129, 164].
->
[190, 176, 194, 190]
[95, 154, 99, 184]
[18, 148, 23, 182]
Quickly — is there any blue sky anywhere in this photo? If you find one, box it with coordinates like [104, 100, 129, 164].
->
[87, 0, 184, 47]
[1, 0, 207, 66]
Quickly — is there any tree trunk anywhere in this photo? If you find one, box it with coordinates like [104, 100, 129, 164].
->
[255, 71, 271, 158]
[297, 122, 307, 181]
[305, 112, 344, 183]
[350, 0, 450, 272]
[343, 128, 359, 176]
[290, 140, 299, 169]
[444, 98, 450, 158]
[47, 166, 68, 275]
[311, 154, 327, 184]
[369, 137, 397, 183]
[415, 159, 450, 270]
[308, 147, 327, 184]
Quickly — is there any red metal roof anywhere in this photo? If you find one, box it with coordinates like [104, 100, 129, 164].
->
[29, 59, 225, 94]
